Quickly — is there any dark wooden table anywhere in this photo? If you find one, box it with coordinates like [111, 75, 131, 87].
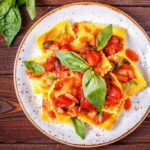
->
[0, 1, 150, 150]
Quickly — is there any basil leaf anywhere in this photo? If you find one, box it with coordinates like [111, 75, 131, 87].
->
[82, 68, 106, 111]
[17, 0, 26, 7]
[96, 24, 112, 50]
[0, 0, 13, 18]
[45, 75, 56, 80]
[23, 61, 45, 75]
[71, 117, 86, 139]
[129, 79, 138, 85]
[0, 6, 21, 46]
[26, 0, 36, 20]
[55, 50, 90, 72]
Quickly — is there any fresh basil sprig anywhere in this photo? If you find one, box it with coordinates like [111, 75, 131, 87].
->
[0, 0, 13, 18]
[82, 68, 106, 111]
[71, 117, 86, 139]
[0, 6, 21, 46]
[23, 61, 45, 75]
[55, 50, 90, 72]
[0, 0, 36, 46]
[96, 24, 112, 50]
[17, 0, 36, 20]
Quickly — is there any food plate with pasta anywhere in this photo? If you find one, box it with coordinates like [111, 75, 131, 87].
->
[14, 2, 150, 147]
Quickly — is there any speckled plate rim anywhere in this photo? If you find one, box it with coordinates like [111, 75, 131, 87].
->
[13, 2, 150, 148]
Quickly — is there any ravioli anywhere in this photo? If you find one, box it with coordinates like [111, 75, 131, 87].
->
[37, 20, 76, 52]
[71, 22, 126, 54]
[23, 20, 147, 137]
[27, 51, 55, 94]
[78, 102, 123, 130]
[102, 73, 127, 115]
[47, 76, 79, 123]
[109, 52, 147, 96]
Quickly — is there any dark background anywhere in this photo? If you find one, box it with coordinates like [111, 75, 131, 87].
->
[0, 0, 150, 149]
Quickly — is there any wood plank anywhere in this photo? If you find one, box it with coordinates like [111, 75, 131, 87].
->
[0, 143, 150, 150]
[0, 6, 149, 75]
[35, 0, 150, 6]
[0, 75, 150, 144]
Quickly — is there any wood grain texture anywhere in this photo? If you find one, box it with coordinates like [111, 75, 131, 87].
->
[36, 0, 150, 6]
[0, 144, 150, 150]
[0, 1, 150, 149]
[0, 6, 150, 74]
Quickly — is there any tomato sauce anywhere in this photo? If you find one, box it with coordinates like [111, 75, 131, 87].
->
[125, 48, 139, 62]
[124, 98, 132, 110]
[48, 110, 56, 119]
[104, 35, 123, 56]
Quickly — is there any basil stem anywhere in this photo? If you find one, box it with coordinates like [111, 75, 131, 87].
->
[71, 117, 86, 139]
[23, 61, 45, 75]
[96, 24, 112, 50]
[55, 50, 90, 72]
[82, 68, 106, 111]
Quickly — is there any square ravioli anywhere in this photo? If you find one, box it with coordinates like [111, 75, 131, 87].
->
[108, 52, 147, 96]
[71, 22, 126, 56]
[36, 20, 76, 53]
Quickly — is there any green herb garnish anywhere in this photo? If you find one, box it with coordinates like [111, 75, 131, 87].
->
[82, 68, 106, 111]
[71, 117, 86, 139]
[96, 24, 113, 50]
[23, 61, 45, 75]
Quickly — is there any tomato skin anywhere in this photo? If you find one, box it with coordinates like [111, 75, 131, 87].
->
[124, 98, 132, 110]
[59, 35, 73, 50]
[48, 110, 56, 119]
[85, 50, 100, 66]
[60, 64, 68, 71]
[54, 94, 74, 108]
[115, 73, 128, 83]
[121, 63, 133, 70]
[106, 85, 122, 105]
[44, 56, 56, 72]
[104, 35, 122, 56]
[125, 48, 139, 62]
[73, 22, 79, 34]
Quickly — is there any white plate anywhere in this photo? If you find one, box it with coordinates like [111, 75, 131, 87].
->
[14, 2, 150, 147]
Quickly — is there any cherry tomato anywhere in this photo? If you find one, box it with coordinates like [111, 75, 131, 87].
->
[104, 35, 122, 56]
[44, 56, 55, 72]
[115, 73, 128, 83]
[60, 64, 68, 71]
[85, 50, 100, 66]
[48, 110, 56, 119]
[121, 63, 133, 70]
[59, 35, 73, 49]
[73, 22, 79, 34]
[54, 94, 74, 108]
[124, 98, 132, 110]
[106, 85, 122, 105]
[125, 48, 139, 62]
